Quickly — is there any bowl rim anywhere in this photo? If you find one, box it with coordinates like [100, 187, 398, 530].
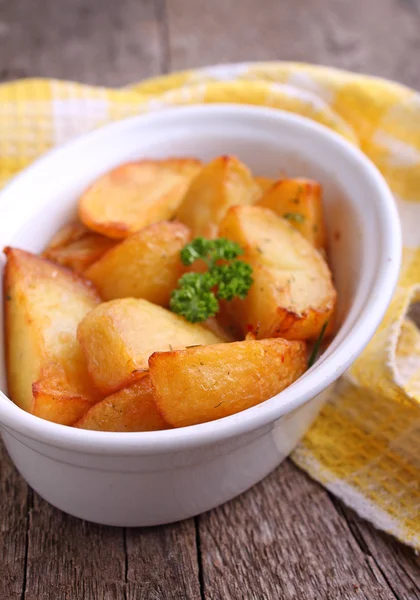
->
[0, 104, 402, 455]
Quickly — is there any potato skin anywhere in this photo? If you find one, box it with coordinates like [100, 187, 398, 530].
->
[218, 205, 336, 341]
[77, 298, 224, 395]
[256, 178, 327, 251]
[74, 376, 168, 432]
[79, 158, 202, 239]
[84, 221, 190, 305]
[177, 155, 260, 238]
[43, 221, 116, 273]
[4, 247, 101, 424]
[149, 338, 307, 427]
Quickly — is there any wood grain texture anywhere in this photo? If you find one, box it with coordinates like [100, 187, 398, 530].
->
[334, 501, 420, 600]
[3, 452, 201, 600]
[24, 491, 127, 600]
[166, 0, 420, 90]
[197, 461, 405, 600]
[0, 441, 28, 600]
[126, 521, 201, 599]
[0, 0, 166, 85]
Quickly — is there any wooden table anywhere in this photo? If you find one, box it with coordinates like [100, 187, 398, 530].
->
[0, 1, 419, 598]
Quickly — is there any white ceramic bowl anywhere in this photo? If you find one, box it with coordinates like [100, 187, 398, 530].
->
[0, 105, 400, 526]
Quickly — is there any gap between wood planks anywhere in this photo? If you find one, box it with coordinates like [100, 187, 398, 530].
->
[193, 461, 420, 600]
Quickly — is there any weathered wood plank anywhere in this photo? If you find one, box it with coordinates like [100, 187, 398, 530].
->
[0, 439, 28, 600]
[165, 0, 420, 90]
[19, 471, 201, 599]
[126, 521, 202, 600]
[333, 501, 420, 600]
[0, 0, 165, 85]
[0, 449, 201, 600]
[23, 493, 127, 600]
[197, 460, 400, 600]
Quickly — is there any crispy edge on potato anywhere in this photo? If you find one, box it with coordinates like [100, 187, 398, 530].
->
[4, 247, 101, 424]
[254, 176, 276, 194]
[78, 158, 202, 239]
[44, 221, 90, 249]
[43, 221, 116, 273]
[84, 221, 191, 305]
[74, 375, 168, 432]
[256, 178, 327, 251]
[176, 155, 261, 238]
[149, 338, 307, 427]
[77, 298, 224, 396]
[201, 317, 239, 342]
[218, 205, 336, 341]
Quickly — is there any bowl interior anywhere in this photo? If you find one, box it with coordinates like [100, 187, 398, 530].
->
[0, 105, 399, 445]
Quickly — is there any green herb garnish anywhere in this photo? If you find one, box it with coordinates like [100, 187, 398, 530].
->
[308, 321, 329, 368]
[170, 237, 253, 323]
[283, 212, 305, 223]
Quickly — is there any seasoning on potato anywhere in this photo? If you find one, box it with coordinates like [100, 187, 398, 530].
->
[77, 298, 224, 395]
[218, 205, 336, 341]
[4, 247, 101, 425]
[74, 375, 169, 432]
[177, 155, 260, 238]
[84, 220, 191, 306]
[256, 178, 327, 251]
[4, 153, 336, 431]
[79, 158, 202, 239]
[149, 338, 307, 427]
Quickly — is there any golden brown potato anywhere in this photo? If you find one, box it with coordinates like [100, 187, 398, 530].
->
[77, 298, 224, 395]
[149, 338, 307, 427]
[43, 221, 116, 273]
[218, 206, 336, 341]
[256, 178, 327, 251]
[44, 221, 90, 249]
[84, 221, 190, 305]
[254, 176, 276, 194]
[201, 317, 238, 342]
[177, 156, 260, 238]
[4, 247, 101, 425]
[79, 158, 201, 239]
[74, 375, 168, 432]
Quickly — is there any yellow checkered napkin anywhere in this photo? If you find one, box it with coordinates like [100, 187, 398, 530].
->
[0, 63, 418, 548]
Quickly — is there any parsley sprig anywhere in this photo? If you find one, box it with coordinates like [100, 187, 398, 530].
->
[170, 237, 253, 323]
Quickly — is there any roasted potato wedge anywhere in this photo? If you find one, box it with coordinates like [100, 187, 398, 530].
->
[4, 248, 101, 424]
[177, 156, 260, 238]
[219, 206, 336, 341]
[256, 178, 327, 251]
[74, 375, 168, 432]
[84, 221, 190, 305]
[43, 221, 116, 273]
[201, 317, 238, 342]
[254, 176, 276, 194]
[44, 221, 90, 249]
[149, 338, 307, 427]
[79, 158, 202, 239]
[77, 298, 224, 395]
